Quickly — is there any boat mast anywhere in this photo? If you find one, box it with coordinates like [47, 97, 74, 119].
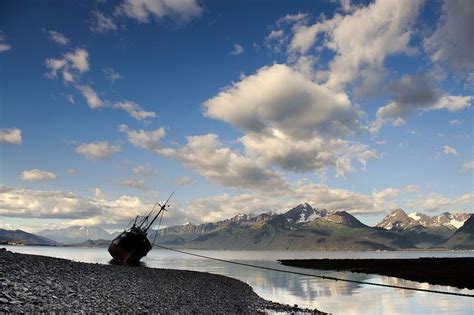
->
[144, 191, 174, 232]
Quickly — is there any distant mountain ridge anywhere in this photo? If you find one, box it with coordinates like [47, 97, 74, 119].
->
[444, 214, 474, 249]
[377, 209, 470, 231]
[0, 229, 57, 246]
[38, 226, 113, 244]
[150, 203, 415, 250]
[4, 204, 472, 250]
[375, 209, 471, 247]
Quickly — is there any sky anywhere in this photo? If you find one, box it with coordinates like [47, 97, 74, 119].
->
[0, 0, 473, 232]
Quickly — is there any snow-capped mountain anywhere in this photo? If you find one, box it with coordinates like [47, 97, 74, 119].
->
[282, 203, 329, 224]
[377, 209, 471, 231]
[38, 226, 112, 244]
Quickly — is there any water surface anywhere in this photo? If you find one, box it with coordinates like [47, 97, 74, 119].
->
[5, 246, 474, 314]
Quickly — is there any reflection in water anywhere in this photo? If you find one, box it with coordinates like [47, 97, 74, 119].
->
[4, 246, 474, 314]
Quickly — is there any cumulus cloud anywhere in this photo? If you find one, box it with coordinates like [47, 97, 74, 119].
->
[45, 48, 89, 83]
[240, 129, 376, 176]
[0, 128, 22, 145]
[132, 164, 159, 177]
[159, 134, 288, 191]
[119, 124, 166, 152]
[0, 31, 11, 53]
[114, 101, 156, 123]
[282, 0, 422, 91]
[116, 178, 147, 190]
[371, 75, 472, 132]
[200, 64, 375, 179]
[20, 169, 57, 182]
[118, 0, 203, 24]
[90, 11, 118, 33]
[442, 145, 458, 156]
[204, 64, 363, 139]
[462, 161, 474, 170]
[76, 85, 104, 109]
[75, 141, 120, 160]
[424, 0, 474, 72]
[47, 30, 69, 45]
[230, 44, 244, 56]
[409, 192, 473, 211]
[184, 181, 400, 223]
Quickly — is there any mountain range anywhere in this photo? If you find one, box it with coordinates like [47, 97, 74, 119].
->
[0, 229, 57, 246]
[3, 204, 472, 250]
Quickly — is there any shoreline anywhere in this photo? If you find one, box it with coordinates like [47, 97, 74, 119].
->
[0, 249, 324, 313]
[279, 258, 474, 290]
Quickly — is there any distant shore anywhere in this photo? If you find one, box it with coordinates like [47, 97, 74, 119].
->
[0, 249, 324, 314]
[279, 257, 474, 289]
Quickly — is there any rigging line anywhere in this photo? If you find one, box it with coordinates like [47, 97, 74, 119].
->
[152, 211, 166, 247]
[154, 244, 474, 298]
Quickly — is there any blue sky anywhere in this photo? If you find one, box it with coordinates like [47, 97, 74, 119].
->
[0, 0, 472, 231]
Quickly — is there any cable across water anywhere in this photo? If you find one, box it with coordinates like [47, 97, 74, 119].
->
[154, 244, 474, 298]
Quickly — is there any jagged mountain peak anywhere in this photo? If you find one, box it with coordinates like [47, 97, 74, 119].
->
[321, 211, 367, 228]
[377, 210, 471, 232]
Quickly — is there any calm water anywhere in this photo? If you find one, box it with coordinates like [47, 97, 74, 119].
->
[4, 246, 474, 314]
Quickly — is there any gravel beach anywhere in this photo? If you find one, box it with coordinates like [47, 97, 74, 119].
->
[0, 249, 324, 313]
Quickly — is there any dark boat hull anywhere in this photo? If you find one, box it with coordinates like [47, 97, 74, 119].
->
[108, 231, 152, 264]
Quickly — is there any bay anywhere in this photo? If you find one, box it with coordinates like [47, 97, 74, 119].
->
[4, 245, 474, 314]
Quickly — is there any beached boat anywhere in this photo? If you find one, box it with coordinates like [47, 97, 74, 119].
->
[108, 192, 173, 264]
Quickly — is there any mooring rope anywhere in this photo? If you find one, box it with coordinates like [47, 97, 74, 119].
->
[154, 244, 474, 298]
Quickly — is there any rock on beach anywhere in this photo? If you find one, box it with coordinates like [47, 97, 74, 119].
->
[0, 249, 324, 314]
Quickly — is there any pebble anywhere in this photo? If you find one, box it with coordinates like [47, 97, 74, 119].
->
[0, 250, 325, 314]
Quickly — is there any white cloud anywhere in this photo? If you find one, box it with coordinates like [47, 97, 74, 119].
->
[45, 48, 89, 83]
[116, 178, 147, 190]
[76, 85, 104, 109]
[462, 161, 474, 170]
[409, 192, 473, 211]
[0, 128, 22, 145]
[114, 101, 156, 123]
[230, 44, 244, 56]
[204, 64, 363, 140]
[119, 124, 166, 152]
[371, 75, 472, 132]
[65, 48, 89, 73]
[201, 64, 375, 179]
[240, 129, 377, 176]
[159, 134, 288, 191]
[442, 145, 458, 156]
[283, 0, 422, 91]
[90, 11, 118, 33]
[103, 68, 124, 81]
[184, 181, 399, 223]
[424, 0, 474, 72]
[118, 0, 203, 24]
[0, 186, 158, 226]
[173, 176, 195, 186]
[0, 31, 11, 53]
[20, 169, 57, 182]
[132, 164, 159, 177]
[94, 187, 106, 200]
[75, 141, 121, 160]
[47, 30, 69, 45]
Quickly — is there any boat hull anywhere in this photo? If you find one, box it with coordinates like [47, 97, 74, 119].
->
[108, 231, 152, 264]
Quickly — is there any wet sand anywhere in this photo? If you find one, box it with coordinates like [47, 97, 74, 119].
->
[279, 257, 474, 289]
